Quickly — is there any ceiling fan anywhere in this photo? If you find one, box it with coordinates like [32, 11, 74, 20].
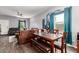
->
[17, 11, 23, 17]
[16, 11, 28, 18]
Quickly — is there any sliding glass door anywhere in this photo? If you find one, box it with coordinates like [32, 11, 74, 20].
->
[54, 12, 64, 33]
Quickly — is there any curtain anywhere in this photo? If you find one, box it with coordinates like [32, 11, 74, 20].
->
[46, 15, 48, 29]
[46, 14, 50, 29]
[64, 7, 72, 44]
[50, 13, 54, 33]
[42, 19, 45, 29]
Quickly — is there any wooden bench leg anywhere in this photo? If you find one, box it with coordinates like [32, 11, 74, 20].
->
[61, 49, 63, 53]
[30, 39, 33, 47]
[55, 48, 57, 53]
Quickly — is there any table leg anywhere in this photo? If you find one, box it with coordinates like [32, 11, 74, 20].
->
[50, 41, 54, 53]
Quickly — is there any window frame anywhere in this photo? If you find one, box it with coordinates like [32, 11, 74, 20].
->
[53, 11, 64, 32]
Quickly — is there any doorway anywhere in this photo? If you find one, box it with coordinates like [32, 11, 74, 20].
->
[0, 20, 9, 34]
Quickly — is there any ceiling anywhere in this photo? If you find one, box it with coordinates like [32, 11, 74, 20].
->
[0, 6, 53, 18]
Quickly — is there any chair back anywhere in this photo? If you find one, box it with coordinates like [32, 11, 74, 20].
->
[54, 32, 67, 48]
[61, 32, 67, 48]
[41, 29, 44, 32]
[54, 29, 59, 34]
[31, 28, 39, 33]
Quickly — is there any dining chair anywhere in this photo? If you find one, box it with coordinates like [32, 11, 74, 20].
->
[31, 28, 39, 33]
[54, 32, 67, 53]
[41, 29, 44, 32]
[46, 29, 50, 33]
[40, 29, 49, 33]
[54, 29, 59, 34]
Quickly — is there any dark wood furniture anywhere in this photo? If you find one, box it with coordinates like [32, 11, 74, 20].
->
[77, 40, 79, 53]
[54, 29, 59, 34]
[54, 32, 67, 53]
[77, 32, 79, 53]
[31, 28, 39, 33]
[31, 32, 63, 53]
[16, 30, 35, 45]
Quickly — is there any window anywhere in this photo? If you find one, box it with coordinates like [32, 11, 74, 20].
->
[54, 13, 64, 32]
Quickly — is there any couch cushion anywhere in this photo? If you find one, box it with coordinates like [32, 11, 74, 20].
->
[8, 28, 19, 35]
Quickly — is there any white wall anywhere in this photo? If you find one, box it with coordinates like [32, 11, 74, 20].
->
[30, 15, 42, 29]
[30, 7, 54, 29]
[0, 15, 30, 35]
[72, 6, 79, 47]
[30, 6, 79, 47]
[30, 7, 65, 29]
[0, 15, 30, 28]
[9, 19, 19, 28]
[0, 15, 19, 28]
[9, 18, 30, 28]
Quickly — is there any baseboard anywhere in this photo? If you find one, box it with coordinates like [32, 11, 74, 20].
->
[67, 44, 77, 49]
[0, 34, 8, 36]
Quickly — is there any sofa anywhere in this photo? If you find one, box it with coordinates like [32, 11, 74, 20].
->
[8, 28, 19, 36]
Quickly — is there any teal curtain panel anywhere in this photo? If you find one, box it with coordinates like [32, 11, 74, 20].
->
[64, 7, 72, 44]
[50, 13, 54, 33]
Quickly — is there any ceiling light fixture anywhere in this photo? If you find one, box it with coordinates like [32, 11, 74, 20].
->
[16, 11, 27, 18]
[17, 11, 23, 17]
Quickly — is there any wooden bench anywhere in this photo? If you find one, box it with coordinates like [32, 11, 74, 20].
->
[31, 37, 52, 53]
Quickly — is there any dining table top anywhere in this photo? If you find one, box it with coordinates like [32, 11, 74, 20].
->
[34, 32, 63, 42]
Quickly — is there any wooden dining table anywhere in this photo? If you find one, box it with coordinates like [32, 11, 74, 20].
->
[32, 32, 63, 53]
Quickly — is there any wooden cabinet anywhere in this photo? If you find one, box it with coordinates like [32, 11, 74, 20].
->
[77, 32, 79, 53]
[77, 40, 79, 53]
[16, 30, 35, 45]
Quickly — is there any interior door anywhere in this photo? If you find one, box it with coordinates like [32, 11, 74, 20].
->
[0, 20, 9, 34]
